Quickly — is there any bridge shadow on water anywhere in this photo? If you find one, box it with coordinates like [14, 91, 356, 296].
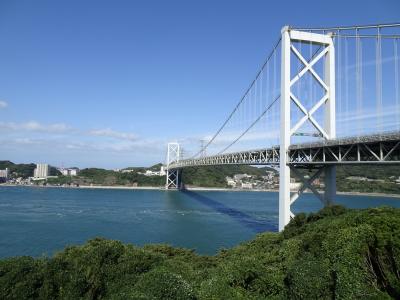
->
[182, 190, 278, 233]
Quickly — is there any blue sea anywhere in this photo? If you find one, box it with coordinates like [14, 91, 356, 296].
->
[0, 186, 399, 257]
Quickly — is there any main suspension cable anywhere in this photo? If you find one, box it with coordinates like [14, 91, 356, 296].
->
[191, 37, 282, 158]
[293, 22, 400, 32]
[218, 96, 280, 154]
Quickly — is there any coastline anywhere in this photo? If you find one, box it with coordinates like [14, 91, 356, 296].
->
[1, 183, 400, 198]
[336, 191, 400, 199]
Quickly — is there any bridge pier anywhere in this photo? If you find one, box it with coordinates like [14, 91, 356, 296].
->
[279, 165, 337, 230]
[324, 165, 336, 204]
[166, 168, 182, 190]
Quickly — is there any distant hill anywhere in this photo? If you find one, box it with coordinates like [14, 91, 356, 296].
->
[336, 165, 400, 194]
[180, 164, 400, 192]
[148, 163, 163, 171]
[47, 165, 271, 188]
[52, 167, 165, 187]
[181, 165, 273, 187]
[2, 160, 399, 192]
[0, 161, 60, 178]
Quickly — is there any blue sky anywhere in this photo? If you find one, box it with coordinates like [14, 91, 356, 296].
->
[0, 0, 399, 168]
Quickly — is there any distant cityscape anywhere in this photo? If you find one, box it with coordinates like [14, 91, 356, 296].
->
[0, 163, 167, 187]
[1, 162, 400, 192]
[0, 162, 285, 189]
[0, 163, 65, 185]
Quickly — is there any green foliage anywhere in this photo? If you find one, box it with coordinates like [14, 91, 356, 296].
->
[45, 165, 272, 188]
[0, 161, 60, 178]
[149, 163, 163, 171]
[337, 180, 400, 194]
[293, 165, 400, 194]
[3, 159, 399, 193]
[48, 166, 61, 176]
[0, 256, 45, 299]
[134, 267, 196, 300]
[1, 206, 400, 299]
[336, 165, 400, 194]
[47, 168, 165, 187]
[48, 164, 400, 192]
[0, 161, 36, 178]
[337, 165, 400, 180]
[47, 175, 73, 185]
[181, 165, 269, 188]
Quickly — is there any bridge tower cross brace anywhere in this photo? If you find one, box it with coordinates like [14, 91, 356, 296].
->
[279, 27, 336, 231]
[166, 142, 181, 189]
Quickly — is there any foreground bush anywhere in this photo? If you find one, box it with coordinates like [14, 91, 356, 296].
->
[0, 206, 399, 299]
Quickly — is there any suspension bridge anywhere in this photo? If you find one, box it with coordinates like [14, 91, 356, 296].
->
[164, 23, 400, 231]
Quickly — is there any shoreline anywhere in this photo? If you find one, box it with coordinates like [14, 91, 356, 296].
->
[336, 191, 400, 199]
[1, 183, 400, 198]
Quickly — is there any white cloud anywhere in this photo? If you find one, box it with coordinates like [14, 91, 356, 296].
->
[0, 121, 140, 143]
[14, 138, 41, 145]
[0, 121, 143, 145]
[0, 121, 71, 133]
[0, 101, 8, 108]
[0, 120, 167, 167]
[89, 128, 138, 141]
[337, 104, 400, 123]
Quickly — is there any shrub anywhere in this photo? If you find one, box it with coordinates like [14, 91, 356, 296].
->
[134, 267, 196, 300]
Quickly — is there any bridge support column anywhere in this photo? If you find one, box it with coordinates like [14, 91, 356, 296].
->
[279, 26, 336, 231]
[324, 165, 336, 205]
[165, 142, 182, 190]
[279, 26, 292, 231]
[166, 168, 181, 190]
[279, 165, 292, 231]
[290, 166, 335, 209]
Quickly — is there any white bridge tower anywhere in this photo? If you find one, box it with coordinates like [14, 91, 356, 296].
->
[164, 27, 338, 231]
[279, 26, 336, 231]
[165, 142, 181, 189]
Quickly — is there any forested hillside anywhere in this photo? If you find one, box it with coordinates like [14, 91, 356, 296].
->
[181, 165, 269, 187]
[46, 164, 272, 187]
[0, 161, 60, 177]
[2, 160, 400, 193]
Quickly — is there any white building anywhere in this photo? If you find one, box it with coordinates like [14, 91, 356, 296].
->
[60, 168, 79, 176]
[144, 170, 163, 176]
[226, 176, 236, 187]
[241, 182, 253, 189]
[0, 168, 9, 179]
[142, 167, 166, 177]
[69, 169, 78, 176]
[34, 164, 49, 179]
[60, 169, 68, 176]
[159, 166, 166, 176]
[144, 170, 155, 176]
[234, 174, 251, 181]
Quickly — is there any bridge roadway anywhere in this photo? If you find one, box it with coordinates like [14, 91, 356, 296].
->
[167, 131, 400, 169]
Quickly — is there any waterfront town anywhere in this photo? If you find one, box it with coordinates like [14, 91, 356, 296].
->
[0, 164, 80, 185]
[0, 162, 283, 189]
[1, 163, 400, 191]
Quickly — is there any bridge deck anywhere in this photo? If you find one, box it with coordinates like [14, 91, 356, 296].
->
[167, 132, 400, 169]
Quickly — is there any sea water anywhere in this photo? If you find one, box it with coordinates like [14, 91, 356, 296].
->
[0, 186, 399, 257]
